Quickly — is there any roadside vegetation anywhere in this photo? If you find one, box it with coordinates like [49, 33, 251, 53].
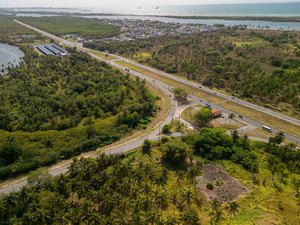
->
[0, 45, 157, 180]
[19, 16, 120, 39]
[0, 128, 298, 224]
[116, 60, 300, 138]
[87, 28, 300, 118]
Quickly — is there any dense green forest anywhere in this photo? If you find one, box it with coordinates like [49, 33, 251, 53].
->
[0, 128, 299, 224]
[19, 16, 120, 38]
[86, 28, 300, 118]
[0, 45, 156, 180]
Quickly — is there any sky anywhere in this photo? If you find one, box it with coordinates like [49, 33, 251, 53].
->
[0, 0, 298, 8]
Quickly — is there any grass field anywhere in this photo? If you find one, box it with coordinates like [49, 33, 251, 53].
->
[87, 49, 117, 61]
[116, 60, 300, 139]
[19, 16, 120, 38]
[0, 16, 36, 38]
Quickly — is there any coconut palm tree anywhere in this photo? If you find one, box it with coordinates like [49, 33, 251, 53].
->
[225, 202, 239, 225]
[228, 113, 235, 130]
[210, 199, 223, 225]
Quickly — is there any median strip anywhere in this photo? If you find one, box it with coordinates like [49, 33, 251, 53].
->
[116, 60, 300, 138]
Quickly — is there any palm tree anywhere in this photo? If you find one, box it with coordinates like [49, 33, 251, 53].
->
[228, 113, 235, 130]
[210, 199, 223, 225]
[225, 202, 239, 225]
[185, 188, 193, 210]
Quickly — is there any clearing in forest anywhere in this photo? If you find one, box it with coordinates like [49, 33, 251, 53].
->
[196, 164, 249, 203]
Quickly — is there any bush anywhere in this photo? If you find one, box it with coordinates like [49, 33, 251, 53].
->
[162, 124, 170, 134]
[142, 139, 151, 153]
[193, 128, 233, 156]
[271, 57, 282, 67]
[161, 140, 190, 164]
[206, 183, 214, 190]
[165, 66, 178, 74]
[0, 139, 22, 166]
[193, 108, 213, 128]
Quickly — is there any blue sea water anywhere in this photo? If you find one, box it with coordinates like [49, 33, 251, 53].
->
[7, 2, 300, 17]
[86, 2, 300, 17]
[5, 2, 300, 30]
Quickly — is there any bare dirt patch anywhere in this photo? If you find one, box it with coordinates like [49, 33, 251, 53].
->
[196, 164, 248, 203]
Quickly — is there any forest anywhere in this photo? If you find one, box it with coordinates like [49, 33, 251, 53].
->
[0, 128, 299, 224]
[19, 16, 120, 39]
[86, 28, 300, 118]
[0, 45, 156, 180]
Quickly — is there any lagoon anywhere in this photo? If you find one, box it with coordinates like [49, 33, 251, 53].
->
[0, 43, 24, 75]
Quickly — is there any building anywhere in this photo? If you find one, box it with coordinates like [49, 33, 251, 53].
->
[36, 45, 54, 55]
[35, 43, 68, 56]
[212, 109, 222, 118]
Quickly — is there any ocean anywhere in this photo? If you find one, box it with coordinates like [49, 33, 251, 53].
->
[4, 2, 300, 30]
[84, 2, 300, 17]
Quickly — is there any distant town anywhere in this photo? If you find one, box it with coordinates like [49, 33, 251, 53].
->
[68, 19, 217, 44]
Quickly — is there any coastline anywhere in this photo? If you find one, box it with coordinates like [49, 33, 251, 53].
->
[1, 10, 300, 23]
[158, 15, 300, 23]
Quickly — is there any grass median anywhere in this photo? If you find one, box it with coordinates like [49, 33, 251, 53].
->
[116, 60, 300, 138]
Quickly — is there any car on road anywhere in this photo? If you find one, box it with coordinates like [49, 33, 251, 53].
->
[238, 115, 243, 119]
[205, 103, 212, 109]
[199, 86, 202, 88]
[125, 68, 130, 72]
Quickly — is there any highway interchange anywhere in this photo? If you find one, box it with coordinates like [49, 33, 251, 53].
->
[0, 20, 299, 195]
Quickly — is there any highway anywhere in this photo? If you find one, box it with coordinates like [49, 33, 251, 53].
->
[118, 57, 300, 127]
[14, 20, 300, 135]
[1, 20, 299, 195]
[0, 20, 179, 195]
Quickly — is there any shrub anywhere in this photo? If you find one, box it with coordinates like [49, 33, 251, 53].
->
[162, 124, 170, 134]
[161, 140, 190, 164]
[206, 183, 214, 190]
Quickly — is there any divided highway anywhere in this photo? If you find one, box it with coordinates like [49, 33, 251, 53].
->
[14, 20, 300, 134]
[1, 20, 299, 196]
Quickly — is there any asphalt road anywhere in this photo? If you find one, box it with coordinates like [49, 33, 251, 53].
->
[1, 20, 298, 195]
[118, 56, 300, 127]
[0, 20, 179, 196]
[15, 20, 300, 134]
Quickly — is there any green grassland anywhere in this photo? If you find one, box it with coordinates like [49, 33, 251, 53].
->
[0, 16, 37, 41]
[0, 128, 298, 224]
[87, 28, 300, 119]
[19, 16, 120, 38]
